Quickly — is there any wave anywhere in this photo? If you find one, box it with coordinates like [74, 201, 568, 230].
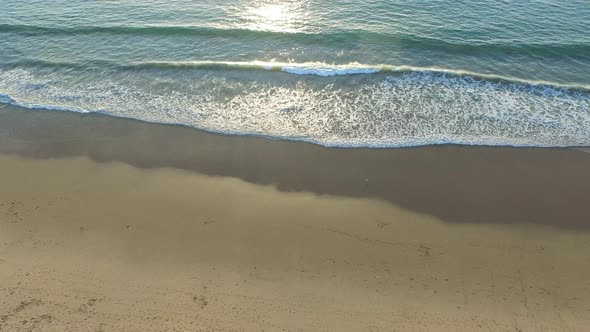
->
[1, 23, 589, 58]
[8, 59, 590, 91]
[0, 94, 92, 114]
[129, 61, 590, 90]
[0, 66, 588, 149]
[129, 60, 382, 76]
[1, 89, 587, 149]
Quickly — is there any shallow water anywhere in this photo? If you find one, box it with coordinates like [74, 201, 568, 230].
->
[1, 0, 589, 147]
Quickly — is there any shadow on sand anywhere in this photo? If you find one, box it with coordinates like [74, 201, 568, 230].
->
[1, 106, 589, 229]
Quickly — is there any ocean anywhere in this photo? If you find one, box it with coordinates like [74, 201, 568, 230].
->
[1, 0, 589, 147]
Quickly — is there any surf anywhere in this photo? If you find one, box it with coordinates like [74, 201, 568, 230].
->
[0, 65, 588, 149]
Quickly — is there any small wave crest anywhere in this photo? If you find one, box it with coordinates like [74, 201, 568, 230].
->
[11, 59, 590, 91]
[0, 93, 14, 104]
[128, 61, 590, 89]
[0, 92, 92, 113]
[130, 60, 382, 77]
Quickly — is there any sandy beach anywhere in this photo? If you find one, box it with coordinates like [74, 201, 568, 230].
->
[1, 105, 590, 331]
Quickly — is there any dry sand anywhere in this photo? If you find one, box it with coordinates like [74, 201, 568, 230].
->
[1, 105, 590, 331]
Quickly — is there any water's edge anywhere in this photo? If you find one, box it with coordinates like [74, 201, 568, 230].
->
[1, 101, 588, 150]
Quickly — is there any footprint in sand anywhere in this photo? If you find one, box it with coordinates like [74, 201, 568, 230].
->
[376, 220, 391, 229]
[418, 245, 432, 257]
[193, 295, 208, 309]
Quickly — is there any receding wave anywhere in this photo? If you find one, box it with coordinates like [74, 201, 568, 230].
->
[1, 23, 589, 58]
[0, 67, 588, 148]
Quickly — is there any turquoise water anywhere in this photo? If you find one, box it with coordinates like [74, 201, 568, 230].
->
[1, 0, 589, 147]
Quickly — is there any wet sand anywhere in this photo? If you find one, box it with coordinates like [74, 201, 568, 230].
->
[1, 105, 590, 331]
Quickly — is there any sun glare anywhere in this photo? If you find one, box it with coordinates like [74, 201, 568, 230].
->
[250, 4, 288, 21]
[244, 2, 302, 32]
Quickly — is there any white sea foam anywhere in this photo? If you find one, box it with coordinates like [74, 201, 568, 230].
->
[280, 66, 379, 76]
[0, 93, 14, 104]
[138, 60, 384, 77]
[0, 67, 589, 148]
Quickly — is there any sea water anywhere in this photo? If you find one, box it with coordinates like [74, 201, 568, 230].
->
[1, 0, 589, 147]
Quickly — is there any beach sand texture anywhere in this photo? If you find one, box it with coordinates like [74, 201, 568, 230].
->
[1, 106, 590, 331]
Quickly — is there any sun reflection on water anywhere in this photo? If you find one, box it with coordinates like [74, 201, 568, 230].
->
[242, 1, 308, 33]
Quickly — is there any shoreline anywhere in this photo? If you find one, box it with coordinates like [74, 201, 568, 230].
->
[1, 92, 589, 149]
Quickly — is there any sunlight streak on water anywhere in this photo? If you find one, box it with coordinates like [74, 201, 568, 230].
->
[241, 1, 309, 33]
